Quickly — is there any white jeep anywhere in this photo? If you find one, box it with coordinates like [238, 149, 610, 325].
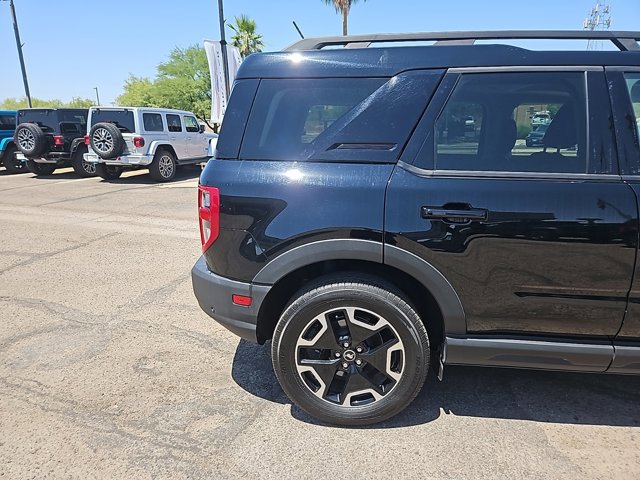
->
[84, 106, 217, 182]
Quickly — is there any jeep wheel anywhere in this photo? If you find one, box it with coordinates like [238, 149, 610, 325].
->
[71, 146, 96, 178]
[26, 160, 56, 176]
[271, 274, 430, 426]
[90, 122, 125, 159]
[149, 149, 176, 182]
[15, 123, 47, 157]
[95, 164, 123, 181]
[2, 145, 26, 174]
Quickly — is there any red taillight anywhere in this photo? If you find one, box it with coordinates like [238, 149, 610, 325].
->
[84, 135, 90, 145]
[198, 185, 220, 252]
[232, 294, 252, 307]
[53, 135, 64, 146]
[133, 137, 145, 148]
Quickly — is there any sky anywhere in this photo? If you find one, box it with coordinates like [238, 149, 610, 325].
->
[0, 0, 639, 105]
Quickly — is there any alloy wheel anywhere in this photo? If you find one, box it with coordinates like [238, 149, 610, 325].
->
[93, 128, 114, 154]
[17, 128, 35, 151]
[295, 306, 405, 407]
[158, 155, 174, 178]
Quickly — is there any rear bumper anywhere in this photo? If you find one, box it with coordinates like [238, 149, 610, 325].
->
[84, 152, 153, 166]
[191, 256, 270, 343]
[16, 153, 67, 164]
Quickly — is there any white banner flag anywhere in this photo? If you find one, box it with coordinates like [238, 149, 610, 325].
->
[204, 40, 242, 124]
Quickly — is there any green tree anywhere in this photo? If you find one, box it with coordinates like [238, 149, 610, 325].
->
[229, 15, 264, 58]
[323, 0, 366, 36]
[116, 46, 213, 128]
[0, 96, 93, 109]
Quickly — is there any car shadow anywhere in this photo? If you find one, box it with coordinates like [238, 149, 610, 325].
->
[231, 339, 640, 429]
[102, 166, 202, 185]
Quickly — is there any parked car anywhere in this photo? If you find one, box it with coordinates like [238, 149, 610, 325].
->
[13, 108, 94, 177]
[0, 110, 25, 173]
[531, 111, 551, 126]
[191, 30, 640, 426]
[83, 106, 217, 182]
[525, 124, 549, 147]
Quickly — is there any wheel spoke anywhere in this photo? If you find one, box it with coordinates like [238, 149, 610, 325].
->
[342, 307, 388, 345]
[359, 337, 401, 380]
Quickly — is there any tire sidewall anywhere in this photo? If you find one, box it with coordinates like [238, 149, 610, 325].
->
[90, 122, 124, 159]
[15, 123, 47, 157]
[71, 145, 96, 177]
[150, 149, 176, 182]
[2, 145, 25, 173]
[272, 283, 429, 425]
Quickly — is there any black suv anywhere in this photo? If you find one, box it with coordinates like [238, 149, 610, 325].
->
[14, 108, 96, 177]
[192, 31, 640, 426]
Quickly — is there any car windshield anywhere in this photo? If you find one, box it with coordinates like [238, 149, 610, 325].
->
[90, 109, 135, 133]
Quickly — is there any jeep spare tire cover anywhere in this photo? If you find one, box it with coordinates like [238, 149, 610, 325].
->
[90, 122, 125, 159]
[14, 123, 47, 157]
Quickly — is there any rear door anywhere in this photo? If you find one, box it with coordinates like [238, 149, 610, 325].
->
[385, 68, 637, 366]
[165, 113, 187, 159]
[183, 115, 205, 159]
[606, 67, 640, 373]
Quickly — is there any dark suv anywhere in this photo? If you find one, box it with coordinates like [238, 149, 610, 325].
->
[192, 31, 640, 426]
[14, 108, 96, 177]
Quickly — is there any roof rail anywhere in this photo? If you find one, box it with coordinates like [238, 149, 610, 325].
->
[285, 30, 640, 52]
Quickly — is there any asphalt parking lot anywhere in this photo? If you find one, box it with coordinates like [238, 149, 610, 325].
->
[0, 165, 639, 480]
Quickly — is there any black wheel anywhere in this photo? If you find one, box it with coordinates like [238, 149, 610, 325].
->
[15, 123, 47, 157]
[149, 148, 176, 182]
[2, 145, 26, 173]
[26, 159, 56, 176]
[70, 145, 96, 178]
[271, 273, 430, 426]
[90, 122, 125, 159]
[95, 163, 123, 180]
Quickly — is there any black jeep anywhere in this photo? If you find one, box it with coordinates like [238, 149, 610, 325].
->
[14, 108, 95, 177]
[192, 31, 640, 426]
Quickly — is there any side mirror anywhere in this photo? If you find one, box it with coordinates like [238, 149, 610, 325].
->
[199, 125, 205, 134]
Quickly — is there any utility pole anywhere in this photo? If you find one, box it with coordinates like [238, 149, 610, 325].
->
[93, 87, 100, 105]
[217, 0, 230, 101]
[5, 0, 32, 107]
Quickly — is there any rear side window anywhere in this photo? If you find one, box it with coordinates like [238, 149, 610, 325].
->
[143, 113, 164, 132]
[624, 73, 640, 138]
[435, 72, 587, 174]
[91, 109, 135, 133]
[239, 72, 443, 162]
[0, 114, 15, 130]
[241, 78, 385, 161]
[166, 114, 182, 132]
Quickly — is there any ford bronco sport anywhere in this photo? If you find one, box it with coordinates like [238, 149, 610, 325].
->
[192, 31, 640, 426]
[0, 110, 25, 174]
[14, 108, 95, 177]
[84, 106, 217, 182]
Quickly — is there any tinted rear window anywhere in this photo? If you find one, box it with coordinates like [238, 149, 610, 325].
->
[18, 109, 87, 133]
[0, 114, 15, 130]
[240, 78, 385, 161]
[91, 109, 135, 133]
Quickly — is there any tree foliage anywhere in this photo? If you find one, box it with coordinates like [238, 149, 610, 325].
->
[116, 45, 213, 127]
[323, 0, 365, 36]
[229, 15, 264, 58]
[0, 96, 94, 109]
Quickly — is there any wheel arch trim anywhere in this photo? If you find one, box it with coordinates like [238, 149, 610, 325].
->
[252, 239, 467, 335]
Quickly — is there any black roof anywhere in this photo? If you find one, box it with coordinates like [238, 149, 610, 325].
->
[236, 30, 640, 80]
[237, 45, 640, 79]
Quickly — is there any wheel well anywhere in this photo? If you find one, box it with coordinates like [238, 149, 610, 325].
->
[256, 259, 445, 353]
[155, 144, 177, 159]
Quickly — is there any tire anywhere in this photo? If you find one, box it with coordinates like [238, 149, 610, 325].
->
[15, 123, 47, 157]
[2, 145, 26, 174]
[70, 145, 96, 178]
[271, 273, 430, 426]
[26, 159, 56, 176]
[95, 163, 123, 180]
[149, 148, 176, 182]
[89, 122, 125, 159]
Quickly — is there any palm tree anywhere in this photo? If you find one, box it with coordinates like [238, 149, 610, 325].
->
[229, 15, 265, 58]
[323, 0, 365, 36]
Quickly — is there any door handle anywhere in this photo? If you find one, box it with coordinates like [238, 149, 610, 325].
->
[421, 206, 487, 222]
